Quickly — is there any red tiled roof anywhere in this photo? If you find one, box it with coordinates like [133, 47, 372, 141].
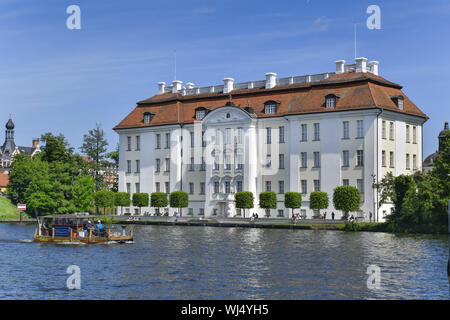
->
[113, 72, 427, 130]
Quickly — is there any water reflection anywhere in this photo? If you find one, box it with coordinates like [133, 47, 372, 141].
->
[0, 223, 448, 299]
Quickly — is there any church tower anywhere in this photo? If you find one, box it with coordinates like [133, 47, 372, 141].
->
[2, 116, 16, 155]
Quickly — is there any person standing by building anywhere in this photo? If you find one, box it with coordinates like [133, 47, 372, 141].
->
[369, 212, 373, 223]
[331, 212, 335, 221]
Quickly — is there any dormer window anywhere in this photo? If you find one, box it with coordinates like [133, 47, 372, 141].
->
[195, 107, 209, 120]
[325, 94, 338, 108]
[143, 112, 152, 124]
[264, 101, 279, 114]
[391, 95, 404, 110]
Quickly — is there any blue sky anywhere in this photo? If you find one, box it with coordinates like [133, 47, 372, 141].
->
[0, 0, 449, 158]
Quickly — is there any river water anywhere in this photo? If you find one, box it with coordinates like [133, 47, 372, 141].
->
[0, 223, 448, 299]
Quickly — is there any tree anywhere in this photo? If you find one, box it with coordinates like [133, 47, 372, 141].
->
[94, 190, 115, 214]
[284, 192, 302, 218]
[169, 191, 188, 216]
[72, 174, 95, 212]
[310, 191, 329, 217]
[259, 191, 277, 216]
[132, 193, 149, 215]
[40, 132, 74, 163]
[115, 192, 131, 215]
[80, 124, 109, 191]
[333, 186, 361, 219]
[151, 192, 168, 215]
[235, 191, 254, 218]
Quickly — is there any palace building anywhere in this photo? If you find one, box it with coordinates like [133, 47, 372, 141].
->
[114, 57, 428, 221]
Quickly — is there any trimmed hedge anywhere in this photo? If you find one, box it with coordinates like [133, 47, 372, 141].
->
[235, 191, 254, 218]
[114, 192, 130, 215]
[94, 190, 115, 214]
[259, 191, 277, 209]
[333, 186, 361, 218]
[310, 191, 329, 211]
[151, 192, 168, 208]
[284, 192, 302, 218]
[133, 193, 149, 215]
[169, 191, 189, 216]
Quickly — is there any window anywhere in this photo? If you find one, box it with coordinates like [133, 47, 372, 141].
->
[199, 208, 204, 216]
[343, 179, 349, 186]
[225, 153, 231, 171]
[313, 152, 320, 168]
[127, 160, 131, 173]
[225, 128, 231, 145]
[266, 155, 271, 169]
[189, 157, 195, 171]
[155, 182, 160, 192]
[343, 121, 349, 139]
[406, 154, 410, 169]
[356, 150, 364, 166]
[326, 95, 336, 108]
[266, 127, 272, 144]
[389, 122, 394, 140]
[397, 97, 404, 110]
[188, 208, 194, 215]
[264, 103, 277, 114]
[236, 153, 243, 170]
[357, 120, 364, 138]
[265, 181, 271, 192]
[213, 209, 218, 216]
[225, 181, 231, 194]
[135, 183, 140, 193]
[195, 109, 206, 120]
[201, 157, 206, 171]
[236, 208, 242, 216]
[214, 181, 220, 194]
[279, 154, 285, 169]
[314, 180, 320, 192]
[135, 160, 140, 173]
[165, 158, 170, 172]
[136, 136, 140, 151]
[313, 123, 320, 141]
[265, 209, 271, 217]
[236, 181, 243, 193]
[301, 180, 307, 194]
[190, 132, 194, 147]
[165, 182, 170, 194]
[236, 127, 243, 144]
[127, 136, 131, 151]
[357, 179, 364, 194]
[413, 126, 417, 144]
[300, 209, 306, 218]
[301, 152, 307, 168]
[406, 125, 410, 143]
[382, 151, 386, 167]
[382, 121, 386, 139]
[165, 133, 170, 149]
[156, 159, 161, 172]
[279, 126, 285, 143]
[389, 152, 394, 168]
[143, 113, 151, 124]
[279, 181, 285, 194]
[202, 131, 206, 147]
[214, 152, 220, 171]
[342, 150, 349, 167]
[301, 124, 307, 141]
[200, 182, 205, 195]
[215, 128, 220, 146]
[189, 183, 194, 195]
[126, 183, 131, 194]
[156, 134, 161, 149]
[277, 209, 284, 217]
[413, 154, 417, 170]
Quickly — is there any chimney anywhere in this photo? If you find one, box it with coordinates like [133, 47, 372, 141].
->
[185, 82, 195, 89]
[223, 78, 234, 94]
[355, 57, 368, 73]
[32, 138, 39, 148]
[265, 72, 277, 89]
[158, 82, 166, 94]
[335, 60, 345, 74]
[368, 61, 379, 75]
[172, 80, 182, 93]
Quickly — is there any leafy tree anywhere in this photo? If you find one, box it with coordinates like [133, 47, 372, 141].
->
[169, 191, 188, 216]
[40, 132, 74, 163]
[235, 191, 254, 218]
[333, 186, 361, 219]
[115, 192, 131, 215]
[132, 193, 149, 215]
[284, 192, 302, 218]
[80, 123, 109, 191]
[151, 192, 168, 215]
[259, 191, 277, 216]
[72, 175, 95, 212]
[94, 190, 115, 214]
[310, 191, 329, 217]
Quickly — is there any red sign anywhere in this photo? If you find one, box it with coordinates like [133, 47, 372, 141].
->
[17, 204, 26, 211]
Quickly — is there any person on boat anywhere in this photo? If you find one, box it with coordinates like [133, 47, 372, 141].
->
[41, 223, 49, 236]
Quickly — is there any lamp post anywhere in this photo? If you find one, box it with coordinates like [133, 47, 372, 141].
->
[371, 174, 378, 222]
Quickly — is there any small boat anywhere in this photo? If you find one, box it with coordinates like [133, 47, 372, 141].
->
[33, 214, 133, 244]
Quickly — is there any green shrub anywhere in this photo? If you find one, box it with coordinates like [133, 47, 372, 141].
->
[309, 191, 329, 216]
[235, 191, 254, 218]
[333, 186, 361, 219]
[151, 192, 168, 208]
[169, 191, 189, 216]
[114, 192, 130, 215]
[284, 192, 302, 218]
[94, 190, 115, 214]
[132, 193, 149, 215]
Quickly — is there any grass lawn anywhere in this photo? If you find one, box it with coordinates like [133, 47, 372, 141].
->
[0, 196, 28, 219]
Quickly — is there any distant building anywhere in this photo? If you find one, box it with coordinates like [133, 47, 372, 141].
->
[423, 121, 449, 172]
[0, 171, 8, 193]
[0, 116, 40, 169]
[81, 156, 118, 190]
